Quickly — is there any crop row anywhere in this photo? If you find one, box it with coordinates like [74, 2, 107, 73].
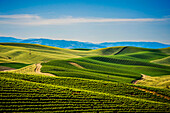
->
[0, 74, 170, 112]
[1, 72, 170, 103]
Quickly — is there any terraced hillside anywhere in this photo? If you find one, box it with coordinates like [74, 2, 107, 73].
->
[0, 43, 170, 112]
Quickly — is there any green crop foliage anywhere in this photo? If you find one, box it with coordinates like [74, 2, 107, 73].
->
[41, 52, 170, 83]
[0, 63, 29, 69]
[0, 72, 170, 112]
[151, 56, 170, 66]
[0, 43, 170, 112]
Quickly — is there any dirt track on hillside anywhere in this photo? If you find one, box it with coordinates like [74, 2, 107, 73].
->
[133, 74, 147, 84]
[133, 86, 170, 100]
[35, 63, 55, 77]
[133, 74, 170, 100]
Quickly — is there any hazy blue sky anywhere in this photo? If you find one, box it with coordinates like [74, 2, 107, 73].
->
[0, 0, 170, 43]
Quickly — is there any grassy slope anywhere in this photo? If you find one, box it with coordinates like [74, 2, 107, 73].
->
[0, 44, 134, 64]
[0, 43, 100, 64]
[136, 75, 170, 89]
[1, 43, 167, 64]
[8, 64, 37, 74]
[0, 72, 170, 112]
[151, 56, 170, 66]
[160, 47, 170, 55]
[0, 43, 169, 84]
[0, 43, 128, 69]
[0, 63, 29, 69]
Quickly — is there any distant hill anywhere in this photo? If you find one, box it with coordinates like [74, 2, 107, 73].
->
[20, 38, 104, 49]
[0, 36, 169, 49]
[100, 42, 170, 49]
[0, 37, 22, 42]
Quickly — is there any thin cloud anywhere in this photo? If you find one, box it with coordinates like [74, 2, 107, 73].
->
[0, 14, 40, 19]
[0, 14, 169, 25]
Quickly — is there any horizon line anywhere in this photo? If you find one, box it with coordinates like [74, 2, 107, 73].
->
[0, 35, 170, 45]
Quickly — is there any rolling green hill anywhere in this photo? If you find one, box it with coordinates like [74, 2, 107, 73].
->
[41, 46, 170, 83]
[0, 43, 100, 64]
[0, 43, 170, 112]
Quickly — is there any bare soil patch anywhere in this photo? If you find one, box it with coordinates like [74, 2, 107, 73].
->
[69, 62, 85, 69]
[0, 66, 16, 71]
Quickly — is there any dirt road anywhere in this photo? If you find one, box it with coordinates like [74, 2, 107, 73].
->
[133, 86, 170, 100]
[133, 74, 147, 84]
[35, 63, 55, 77]
[132, 74, 170, 100]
